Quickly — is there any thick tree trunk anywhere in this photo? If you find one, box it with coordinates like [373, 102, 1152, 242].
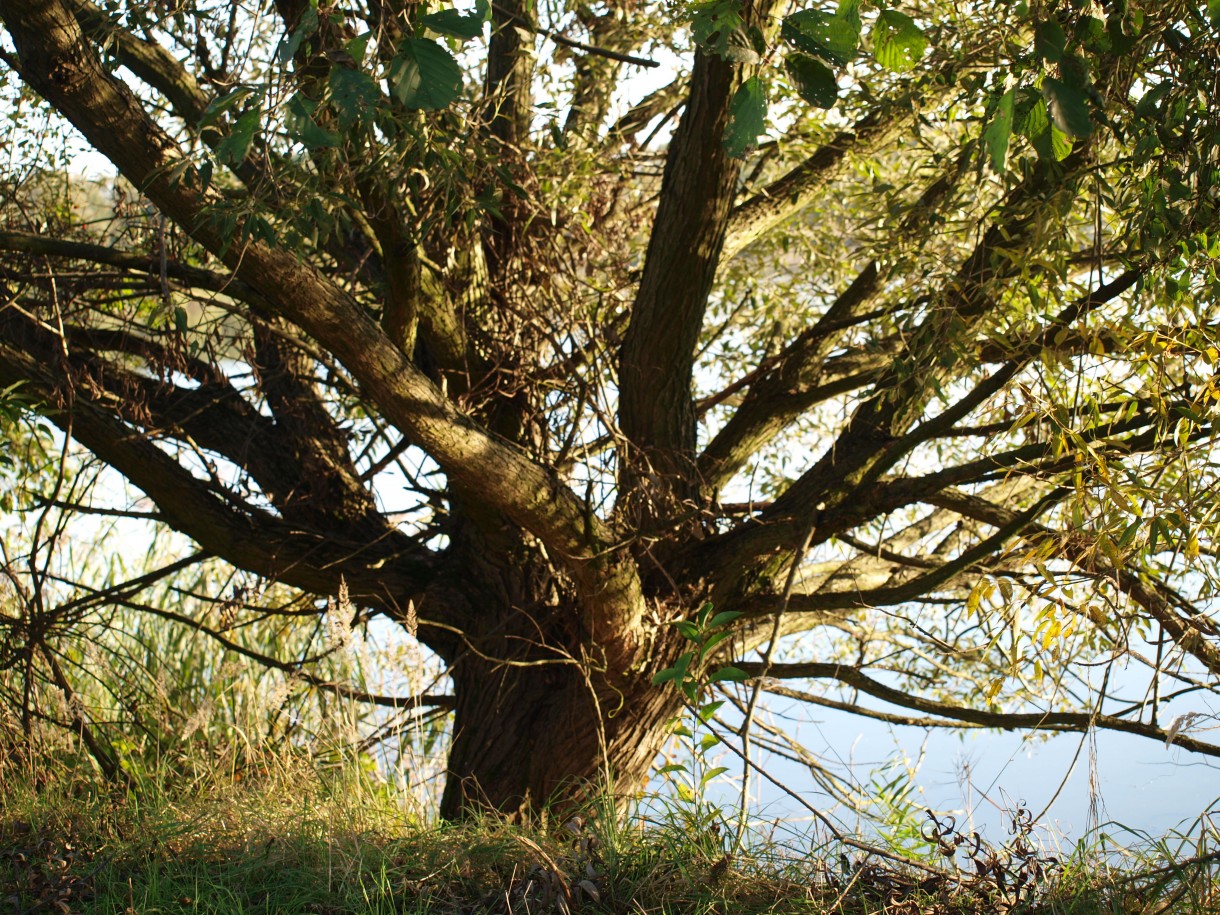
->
[440, 644, 675, 820]
[430, 479, 668, 819]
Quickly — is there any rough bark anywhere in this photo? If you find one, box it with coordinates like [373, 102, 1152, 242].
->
[618, 49, 742, 500]
[443, 649, 675, 818]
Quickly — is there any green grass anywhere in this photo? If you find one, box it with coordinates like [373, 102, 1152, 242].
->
[2, 755, 1217, 914]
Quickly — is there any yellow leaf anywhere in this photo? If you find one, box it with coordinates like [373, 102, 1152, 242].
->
[1041, 618, 1061, 650]
[966, 580, 985, 616]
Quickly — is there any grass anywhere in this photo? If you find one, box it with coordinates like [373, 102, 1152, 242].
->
[1, 753, 1218, 914]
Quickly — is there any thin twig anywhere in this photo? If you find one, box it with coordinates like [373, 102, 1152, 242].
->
[733, 510, 820, 854]
[544, 29, 659, 68]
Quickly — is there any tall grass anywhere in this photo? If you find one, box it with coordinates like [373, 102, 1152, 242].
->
[0, 477, 451, 809]
[3, 742, 1219, 914]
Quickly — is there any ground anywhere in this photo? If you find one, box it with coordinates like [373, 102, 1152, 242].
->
[1, 754, 1217, 914]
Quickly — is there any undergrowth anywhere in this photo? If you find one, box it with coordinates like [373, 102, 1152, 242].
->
[1, 749, 1218, 914]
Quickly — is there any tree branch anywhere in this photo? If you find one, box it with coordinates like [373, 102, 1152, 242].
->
[737, 662, 1220, 757]
[618, 45, 753, 500]
[66, 0, 208, 123]
[721, 86, 945, 261]
[0, 308, 436, 609]
[701, 154, 974, 490]
[0, 229, 271, 310]
[930, 488, 1220, 679]
[111, 595, 455, 710]
[0, 0, 635, 598]
[484, 0, 534, 147]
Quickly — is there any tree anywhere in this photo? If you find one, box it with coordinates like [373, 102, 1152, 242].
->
[0, 0, 1218, 819]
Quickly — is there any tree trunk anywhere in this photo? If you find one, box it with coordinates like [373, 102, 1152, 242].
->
[440, 642, 676, 820]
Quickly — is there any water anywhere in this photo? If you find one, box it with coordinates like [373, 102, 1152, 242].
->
[699, 697, 1220, 847]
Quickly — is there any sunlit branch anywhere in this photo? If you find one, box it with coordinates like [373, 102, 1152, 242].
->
[760, 680, 989, 729]
[737, 664, 1220, 756]
[930, 488, 1220, 678]
[67, 0, 209, 123]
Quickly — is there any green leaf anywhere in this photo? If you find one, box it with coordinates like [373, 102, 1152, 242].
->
[209, 208, 239, 254]
[241, 213, 277, 246]
[329, 67, 381, 128]
[1034, 20, 1066, 62]
[966, 578, 986, 615]
[700, 766, 729, 786]
[697, 699, 725, 722]
[698, 733, 721, 752]
[1135, 82, 1172, 119]
[837, 0, 862, 31]
[699, 630, 733, 662]
[673, 650, 694, 682]
[1079, 16, 1110, 54]
[346, 32, 372, 66]
[785, 53, 838, 108]
[1048, 124, 1073, 160]
[1118, 519, 1141, 550]
[723, 76, 766, 159]
[420, 0, 489, 41]
[781, 9, 859, 67]
[199, 86, 257, 128]
[286, 94, 340, 149]
[294, 119, 340, 150]
[278, 6, 318, 64]
[997, 577, 1013, 601]
[708, 666, 749, 683]
[690, 0, 744, 57]
[1043, 76, 1092, 138]
[657, 763, 687, 775]
[1059, 53, 1091, 93]
[1019, 90, 1048, 141]
[215, 107, 260, 164]
[651, 667, 679, 685]
[1210, 0, 1220, 29]
[706, 610, 743, 631]
[1175, 403, 1207, 423]
[1019, 90, 1072, 160]
[391, 38, 463, 111]
[673, 620, 701, 642]
[195, 159, 213, 193]
[872, 9, 927, 72]
[1106, 15, 1138, 54]
[982, 89, 1015, 172]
